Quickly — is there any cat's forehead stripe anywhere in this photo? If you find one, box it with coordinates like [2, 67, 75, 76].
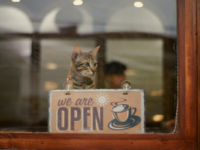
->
[75, 53, 96, 66]
[90, 59, 92, 66]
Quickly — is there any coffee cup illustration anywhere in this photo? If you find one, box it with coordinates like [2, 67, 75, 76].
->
[112, 104, 136, 123]
[108, 99, 141, 130]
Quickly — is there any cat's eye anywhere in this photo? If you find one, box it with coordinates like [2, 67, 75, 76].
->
[94, 63, 97, 67]
[85, 62, 90, 67]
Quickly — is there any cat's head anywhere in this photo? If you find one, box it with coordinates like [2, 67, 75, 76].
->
[71, 46, 100, 77]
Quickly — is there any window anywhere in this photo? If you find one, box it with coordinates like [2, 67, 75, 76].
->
[0, 0, 198, 149]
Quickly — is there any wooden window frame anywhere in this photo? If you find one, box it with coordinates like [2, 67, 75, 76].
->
[0, 0, 199, 149]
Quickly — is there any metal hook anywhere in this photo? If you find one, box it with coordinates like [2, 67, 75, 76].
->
[65, 85, 71, 95]
[121, 80, 131, 95]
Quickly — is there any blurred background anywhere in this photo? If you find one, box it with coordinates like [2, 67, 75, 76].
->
[0, 0, 177, 132]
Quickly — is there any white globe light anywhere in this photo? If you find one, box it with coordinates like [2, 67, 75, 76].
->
[134, 1, 143, 8]
[12, 0, 20, 2]
[73, 0, 83, 6]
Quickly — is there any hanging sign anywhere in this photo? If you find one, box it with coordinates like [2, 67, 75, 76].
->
[48, 89, 145, 134]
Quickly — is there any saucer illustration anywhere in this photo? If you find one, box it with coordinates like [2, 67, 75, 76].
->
[108, 115, 141, 130]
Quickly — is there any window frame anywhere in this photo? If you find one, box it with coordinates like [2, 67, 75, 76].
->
[0, 0, 199, 149]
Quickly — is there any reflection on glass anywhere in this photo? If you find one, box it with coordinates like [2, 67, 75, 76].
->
[0, 0, 177, 133]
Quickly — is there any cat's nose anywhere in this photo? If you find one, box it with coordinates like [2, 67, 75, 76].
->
[91, 68, 96, 73]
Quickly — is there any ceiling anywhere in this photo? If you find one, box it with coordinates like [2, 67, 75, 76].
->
[0, 0, 177, 36]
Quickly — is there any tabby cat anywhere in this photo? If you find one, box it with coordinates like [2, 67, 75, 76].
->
[63, 45, 100, 89]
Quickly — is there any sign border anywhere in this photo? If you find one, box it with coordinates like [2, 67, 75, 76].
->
[48, 89, 145, 133]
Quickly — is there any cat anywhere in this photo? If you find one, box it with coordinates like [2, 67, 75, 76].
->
[63, 45, 100, 89]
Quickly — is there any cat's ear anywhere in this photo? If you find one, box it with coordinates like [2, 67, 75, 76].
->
[72, 46, 83, 60]
[90, 46, 100, 58]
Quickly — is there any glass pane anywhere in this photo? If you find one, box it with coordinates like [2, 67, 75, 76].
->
[0, 0, 177, 133]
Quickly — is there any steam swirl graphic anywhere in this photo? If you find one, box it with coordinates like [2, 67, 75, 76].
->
[111, 98, 127, 106]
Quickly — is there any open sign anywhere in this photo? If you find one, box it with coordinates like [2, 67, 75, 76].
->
[48, 89, 145, 134]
